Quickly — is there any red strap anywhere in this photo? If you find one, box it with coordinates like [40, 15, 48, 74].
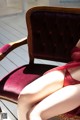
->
[44, 61, 80, 75]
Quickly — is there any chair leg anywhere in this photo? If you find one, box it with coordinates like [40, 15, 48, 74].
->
[0, 107, 2, 120]
[0, 107, 2, 112]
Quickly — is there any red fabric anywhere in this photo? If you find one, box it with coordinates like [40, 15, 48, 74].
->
[44, 47, 80, 74]
[44, 61, 80, 74]
[64, 69, 80, 86]
[3, 67, 39, 94]
[44, 47, 80, 116]
[0, 44, 11, 54]
[0, 64, 53, 101]
[44, 62, 80, 116]
[0, 65, 41, 101]
[71, 47, 80, 61]
[64, 70, 80, 116]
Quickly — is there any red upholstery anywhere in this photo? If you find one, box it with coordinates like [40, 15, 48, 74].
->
[0, 44, 11, 54]
[0, 64, 54, 102]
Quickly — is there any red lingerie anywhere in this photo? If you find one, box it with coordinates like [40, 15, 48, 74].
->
[64, 69, 80, 86]
[44, 47, 80, 116]
[44, 47, 80, 73]
[64, 69, 80, 116]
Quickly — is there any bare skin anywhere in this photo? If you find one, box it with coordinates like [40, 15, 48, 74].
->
[29, 84, 80, 120]
[17, 40, 80, 120]
[17, 70, 65, 120]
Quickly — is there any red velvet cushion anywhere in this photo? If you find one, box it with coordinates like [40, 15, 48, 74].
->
[0, 64, 53, 102]
[0, 44, 11, 54]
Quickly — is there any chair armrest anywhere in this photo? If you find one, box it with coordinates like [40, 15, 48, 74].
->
[0, 37, 27, 61]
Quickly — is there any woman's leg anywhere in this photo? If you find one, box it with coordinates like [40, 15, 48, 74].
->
[17, 70, 65, 120]
[29, 84, 80, 120]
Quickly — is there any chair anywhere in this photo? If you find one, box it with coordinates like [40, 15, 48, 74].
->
[0, 6, 80, 120]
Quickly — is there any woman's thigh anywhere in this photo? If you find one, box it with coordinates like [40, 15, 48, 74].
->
[19, 70, 65, 101]
[29, 84, 80, 120]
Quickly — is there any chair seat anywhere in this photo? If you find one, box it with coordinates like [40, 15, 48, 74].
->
[0, 64, 54, 102]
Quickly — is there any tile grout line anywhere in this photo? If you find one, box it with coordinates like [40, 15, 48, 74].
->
[0, 100, 18, 120]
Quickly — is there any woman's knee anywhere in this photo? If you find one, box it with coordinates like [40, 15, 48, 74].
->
[29, 106, 46, 120]
[29, 107, 42, 120]
[18, 91, 38, 107]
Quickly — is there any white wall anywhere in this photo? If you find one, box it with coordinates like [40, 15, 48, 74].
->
[37, 0, 49, 6]
[0, 0, 7, 8]
[0, 0, 80, 16]
[49, 0, 80, 8]
[6, 0, 22, 8]
[0, 0, 23, 16]
[23, 0, 80, 12]
[23, 0, 49, 11]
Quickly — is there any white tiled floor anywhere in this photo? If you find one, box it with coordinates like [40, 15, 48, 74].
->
[0, 100, 17, 120]
[0, 2, 28, 118]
